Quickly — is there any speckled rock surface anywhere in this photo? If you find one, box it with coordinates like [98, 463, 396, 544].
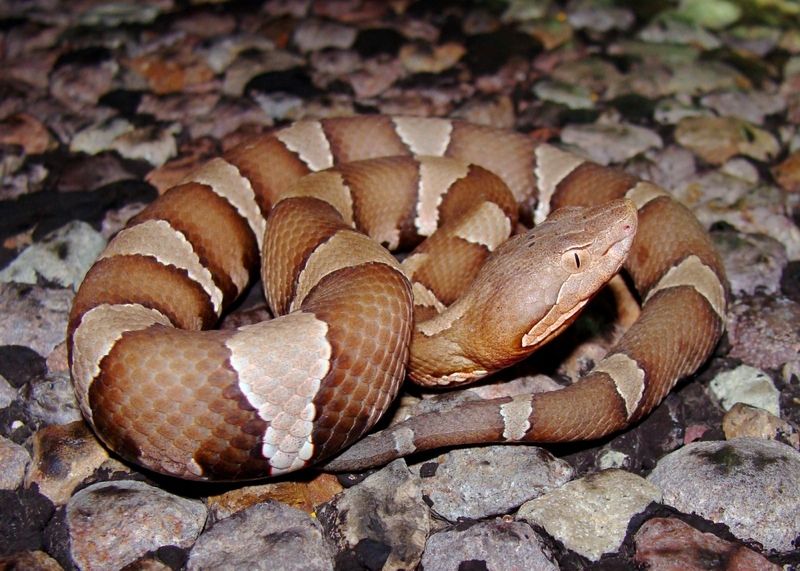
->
[648, 438, 800, 553]
[318, 460, 429, 571]
[517, 469, 662, 561]
[187, 501, 334, 571]
[66, 480, 207, 570]
[421, 519, 558, 571]
[410, 445, 573, 521]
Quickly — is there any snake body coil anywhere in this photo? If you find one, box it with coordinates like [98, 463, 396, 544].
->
[67, 116, 727, 481]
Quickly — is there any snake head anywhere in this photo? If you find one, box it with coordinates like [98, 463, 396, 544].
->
[410, 198, 637, 386]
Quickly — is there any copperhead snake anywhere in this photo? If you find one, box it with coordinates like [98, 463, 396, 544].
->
[67, 115, 728, 481]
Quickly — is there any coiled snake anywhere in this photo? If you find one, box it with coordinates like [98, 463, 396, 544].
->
[67, 116, 727, 481]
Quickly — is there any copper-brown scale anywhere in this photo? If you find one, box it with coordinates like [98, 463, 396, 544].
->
[304, 263, 413, 459]
[132, 182, 258, 303]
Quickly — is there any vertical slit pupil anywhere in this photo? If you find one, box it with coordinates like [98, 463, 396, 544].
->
[574, 252, 581, 268]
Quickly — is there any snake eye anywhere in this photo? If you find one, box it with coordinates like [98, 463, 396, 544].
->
[561, 249, 588, 273]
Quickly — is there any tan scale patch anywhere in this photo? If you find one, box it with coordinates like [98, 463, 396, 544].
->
[182, 158, 266, 250]
[392, 116, 453, 156]
[433, 368, 489, 387]
[276, 120, 334, 172]
[593, 353, 646, 418]
[292, 231, 400, 311]
[416, 296, 469, 337]
[533, 144, 585, 224]
[391, 426, 418, 455]
[411, 282, 446, 313]
[645, 255, 726, 319]
[71, 304, 172, 422]
[282, 171, 355, 226]
[625, 181, 670, 209]
[452, 201, 512, 251]
[100, 220, 223, 315]
[225, 312, 331, 473]
[415, 157, 470, 236]
[522, 299, 590, 348]
[401, 252, 428, 279]
[500, 394, 533, 441]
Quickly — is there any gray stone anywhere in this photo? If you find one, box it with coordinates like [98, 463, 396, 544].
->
[421, 520, 558, 571]
[647, 438, 800, 552]
[23, 370, 82, 427]
[318, 459, 428, 571]
[67, 480, 207, 571]
[293, 19, 356, 53]
[561, 122, 662, 166]
[0, 221, 105, 289]
[727, 294, 800, 370]
[517, 469, 661, 561]
[411, 445, 573, 521]
[187, 501, 333, 571]
[708, 365, 781, 416]
[0, 436, 30, 490]
[0, 374, 17, 409]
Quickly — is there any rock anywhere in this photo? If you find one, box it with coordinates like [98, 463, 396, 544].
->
[0, 436, 30, 490]
[0, 549, 63, 570]
[0, 375, 16, 409]
[410, 446, 573, 521]
[206, 473, 343, 521]
[561, 121, 663, 165]
[49, 59, 118, 112]
[0, 284, 74, 358]
[187, 501, 333, 571]
[727, 293, 800, 370]
[399, 42, 465, 74]
[348, 56, 404, 98]
[634, 517, 780, 571]
[772, 149, 800, 193]
[521, 18, 573, 51]
[723, 403, 799, 450]
[421, 520, 558, 571]
[708, 365, 781, 417]
[647, 438, 800, 552]
[56, 153, 138, 193]
[0, 487, 54, 556]
[223, 52, 304, 97]
[533, 80, 596, 110]
[700, 90, 785, 125]
[712, 229, 787, 296]
[318, 460, 428, 571]
[0, 113, 57, 155]
[0, 221, 106, 289]
[71, 119, 180, 166]
[722, 25, 783, 57]
[517, 469, 661, 561]
[653, 98, 711, 124]
[25, 421, 120, 505]
[70, 118, 135, 155]
[639, 17, 721, 49]
[23, 370, 81, 428]
[671, 0, 742, 30]
[78, 2, 164, 26]
[667, 61, 748, 95]
[451, 95, 516, 129]
[674, 116, 779, 165]
[550, 57, 623, 96]
[126, 51, 216, 95]
[567, 3, 634, 33]
[67, 480, 206, 571]
[293, 19, 357, 53]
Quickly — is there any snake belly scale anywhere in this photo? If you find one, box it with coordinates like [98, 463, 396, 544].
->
[67, 115, 727, 481]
